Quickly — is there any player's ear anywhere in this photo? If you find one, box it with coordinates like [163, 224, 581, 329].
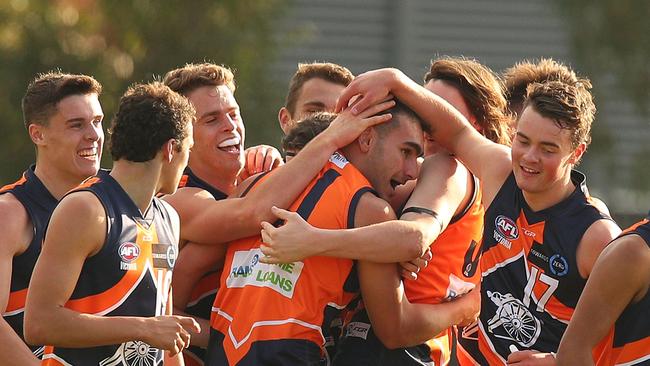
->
[28, 123, 46, 146]
[356, 128, 375, 153]
[162, 139, 175, 163]
[278, 107, 293, 135]
[568, 142, 586, 165]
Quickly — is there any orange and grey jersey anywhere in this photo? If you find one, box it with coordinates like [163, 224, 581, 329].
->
[596, 217, 650, 366]
[459, 171, 610, 365]
[177, 166, 228, 366]
[0, 165, 57, 357]
[207, 152, 373, 366]
[42, 170, 180, 366]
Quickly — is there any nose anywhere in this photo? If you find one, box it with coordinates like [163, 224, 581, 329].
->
[86, 122, 103, 141]
[221, 114, 237, 132]
[404, 157, 419, 181]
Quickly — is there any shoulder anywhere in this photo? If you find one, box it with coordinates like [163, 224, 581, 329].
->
[0, 193, 32, 256]
[163, 186, 214, 211]
[354, 192, 397, 227]
[577, 218, 622, 277]
[597, 233, 650, 301]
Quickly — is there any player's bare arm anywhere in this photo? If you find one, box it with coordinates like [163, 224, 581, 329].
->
[354, 193, 480, 348]
[24, 192, 199, 354]
[0, 195, 40, 365]
[557, 235, 650, 365]
[164, 100, 395, 245]
[259, 153, 469, 263]
[576, 219, 621, 278]
[336, 68, 511, 205]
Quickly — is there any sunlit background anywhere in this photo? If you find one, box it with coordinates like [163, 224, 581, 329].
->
[0, 0, 647, 225]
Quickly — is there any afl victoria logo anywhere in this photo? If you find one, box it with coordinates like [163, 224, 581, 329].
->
[119, 242, 140, 263]
[495, 215, 519, 240]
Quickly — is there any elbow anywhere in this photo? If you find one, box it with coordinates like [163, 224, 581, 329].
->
[23, 313, 47, 346]
[406, 230, 428, 261]
[376, 329, 404, 350]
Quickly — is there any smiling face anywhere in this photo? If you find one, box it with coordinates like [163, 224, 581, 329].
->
[35, 93, 104, 181]
[185, 84, 245, 181]
[357, 115, 424, 201]
[511, 106, 583, 197]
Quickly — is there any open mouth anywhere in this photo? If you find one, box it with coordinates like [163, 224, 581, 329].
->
[218, 136, 241, 154]
[78, 147, 99, 160]
[390, 179, 400, 190]
[520, 165, 540, 175]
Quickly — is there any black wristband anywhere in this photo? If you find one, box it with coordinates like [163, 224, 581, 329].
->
[400, 206, 443, 233]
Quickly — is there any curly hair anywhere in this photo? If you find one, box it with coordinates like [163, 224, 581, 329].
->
[503, 58, 578, 115]
[22, 71, 102, 129]
[109, 82, 195, 162]
[163, 63, 235, 96]
[282, 112, 333, 152]
[524, 80, 595, 152]
[424, 56, 512, 145]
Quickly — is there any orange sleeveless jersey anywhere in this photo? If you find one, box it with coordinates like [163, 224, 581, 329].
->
[208, 153, 373, 365]
[402, 175, 484, 365]
[595, 217, 650, 366]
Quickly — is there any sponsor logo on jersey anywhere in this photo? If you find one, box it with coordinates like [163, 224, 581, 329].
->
[227, 249, 304, 298]
[549, 254, 569, 277]
[329, 152, 349, 169]
[345, 321, 371, 340]
[152, 243, 176, 270]
[493, 215, 519, 249]
[119, 242, 140, 271]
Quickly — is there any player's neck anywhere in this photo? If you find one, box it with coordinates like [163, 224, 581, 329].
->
[522, 173, 575, 212]
[33, 161, 86, 200]
[110, 161, 159, 214]
[187, 162, 237, 195]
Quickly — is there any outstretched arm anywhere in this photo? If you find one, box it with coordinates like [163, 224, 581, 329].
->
[556, 234, 650, 366]
[164, 101, 395, 245]
[259, 153, 469, 263]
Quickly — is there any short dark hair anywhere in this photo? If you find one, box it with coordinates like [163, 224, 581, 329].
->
[22, 71, 102, 129]
[525, 80, 595, 151]
[163, 63, 235, 96]
[109, 82, 195, 162]
[285, 62, 354, 115]
[282, 112, 333, 152]
[375, 100, 429, 136]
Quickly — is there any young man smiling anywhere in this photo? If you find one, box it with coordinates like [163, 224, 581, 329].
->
[335, 69, 620, 365]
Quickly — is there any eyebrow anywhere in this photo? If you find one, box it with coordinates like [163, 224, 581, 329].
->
[516, 132, 561, 149]
[405, 141, 424, 157]
[301, 101, 327, 109]
[66, 116, 102, 124]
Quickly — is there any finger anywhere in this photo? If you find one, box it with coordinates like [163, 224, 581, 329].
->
[246, 148, 256, 174]
[168, 339, 181, 357]
[271, 153, 284, 168]
[422, 249, 433, 261]
[271, 206, 296, 220]
[362, 113, 392, 128]
[179, 317, 201, 333]
[260, 228, 272, 244]
[400, 268, 417, 280]
[260, 221, 276, 235]
[347, 94, 373, 115]
[255, 148, 266, 173]
[507, 350, 534, 362]
[357, 99, 396, 119]
[401, 261, 420, 274]
[335, 87, 360, 113]
[262, 150, 276, 172]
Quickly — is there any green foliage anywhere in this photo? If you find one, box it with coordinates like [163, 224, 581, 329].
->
[0, 0, 288, 183]
[556, 0, 650, 114]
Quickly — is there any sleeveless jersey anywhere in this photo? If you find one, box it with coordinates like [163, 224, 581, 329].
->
[403, 175, 484, 365]
[207, 152, 373, 366]
[1, 166, 57, 357]
[178, 167, 228, 366]
[458, 170, 610, 365]
[334, 174, 484, 366]
[596, 217, 650, 366]
[42, 170, 180, 366]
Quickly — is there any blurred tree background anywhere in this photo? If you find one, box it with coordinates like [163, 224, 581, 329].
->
[0, 0, 289, 183]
